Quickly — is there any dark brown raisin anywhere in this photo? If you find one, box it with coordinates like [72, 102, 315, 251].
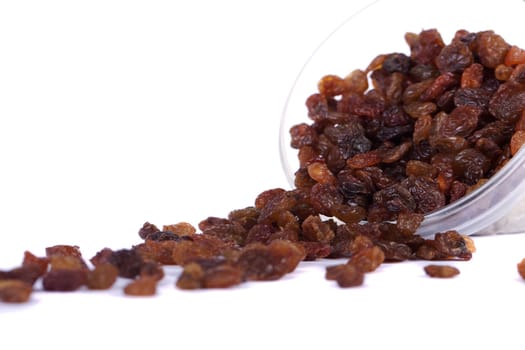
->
[517, 258, 525, 279]
[108, 249, 144, 279]
[138, 221, 160, 240]
[42, 269, 86, 291]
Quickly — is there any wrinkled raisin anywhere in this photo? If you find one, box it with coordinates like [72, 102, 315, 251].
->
[325, 264, 365, 287]
[0, 280, 32, 303]
[42, 269, 86, 291]
[424, 264, 460, 278]
[124, 277, 157, 296]
[86, 264, 119, 290]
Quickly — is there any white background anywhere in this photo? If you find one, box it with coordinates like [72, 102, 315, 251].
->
[2, 1, 525, 349]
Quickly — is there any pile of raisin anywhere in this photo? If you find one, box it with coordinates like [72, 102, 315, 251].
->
[290, 28, 525, 223]
[4, 28, 525, 302]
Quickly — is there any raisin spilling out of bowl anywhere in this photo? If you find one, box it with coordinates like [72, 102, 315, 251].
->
[3, 28, 525, 302]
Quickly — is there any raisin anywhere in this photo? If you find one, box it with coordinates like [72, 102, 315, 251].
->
[495, 64, 513, 81]
[344, 69, 368, 94]
[318, 74, 350, 98]
[145, 231, 183, 242]
[108, 249, 144, 278]
[510, 64, 525, 84]
[474, 31, 509, 69]
[300, 215, 333, 243]
[228, 206, 260, 231]
[515, 110, 525, 131]
[49, 255, 87, 272]
[138, 221, 160, 239]
[461, 63, 484, 88]
[139, 261, 165, 281]
[307, 161, 337, 185]
[124, 277, 157, 296]
[325, 264, 365, 288]
[489, 81, 525, 123]
[290, 123, 318, 149]
[435, 42, 473, 73]
[347, 150, 382, 169]
[405, 29, 445, 65]
[0, 280, 32, 303]
[409, 64, 439, 82]
[424, 264, 460, 278]
[324, 122, 371, 158]
[449, 180, 468, 202]
[90, 248, 114, 267]
[176, 259, 242, 290]
[440, 106, 481, 138]
[162, 222, 197, 236]
[86, 264, 119, 290]
[404, 101, 437, 119]
[453, 148, 491, 185]
[236, 240, 305, 281]
[412, 115, 432, 144]
[375, 241, 412, 261]
[510, 130, 525, 155]
[403, 176, 445, 214]
[517, 258, 525, 279]
[505, 45, 525, 66]
[454, 88, 491, 110]
[406, 160, 437, 178]
[349, 246, 385, 272]
[381, 140, 412, 164]
[382, 53, 412, 74]
[433, 231, 473, 260]
[420, 73, 458, 102]
[199, 217, 247, 245]
[369, 185, 415, 223]
[0, 264, 44, 286]
[42, 269, 86, 291]
[396, 211, 425, 235]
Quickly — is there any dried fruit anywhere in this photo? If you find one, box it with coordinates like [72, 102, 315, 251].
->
[176, 259, 242, 290]
[124, 277, 157, 296]
[86, 264, 119, 290]
[0, 280, 32, 303]
[325, 263, 365, 287]
[424, 264, 460, 278]
[517, 258, 525, 279]
[42, 269, 86, 291]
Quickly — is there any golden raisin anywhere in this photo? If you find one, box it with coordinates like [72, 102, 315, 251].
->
[124, 277, 157, 296]
[0, 280, 32, 303]
[86, 264, 119, 290]
[424, 264, 460, 278]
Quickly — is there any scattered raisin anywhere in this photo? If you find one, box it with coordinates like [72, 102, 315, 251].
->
[517, 258, 525, 279]
[42, 269, 86, 291]
[325, 263, 364, 287]
[424, 264, 460, 278]
[0, 280, 32, 303]
[124, 277, 157, 296]
[86, 264, 119, 290]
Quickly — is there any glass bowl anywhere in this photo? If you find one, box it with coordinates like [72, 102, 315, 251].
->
[279, 0, 525, 236]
